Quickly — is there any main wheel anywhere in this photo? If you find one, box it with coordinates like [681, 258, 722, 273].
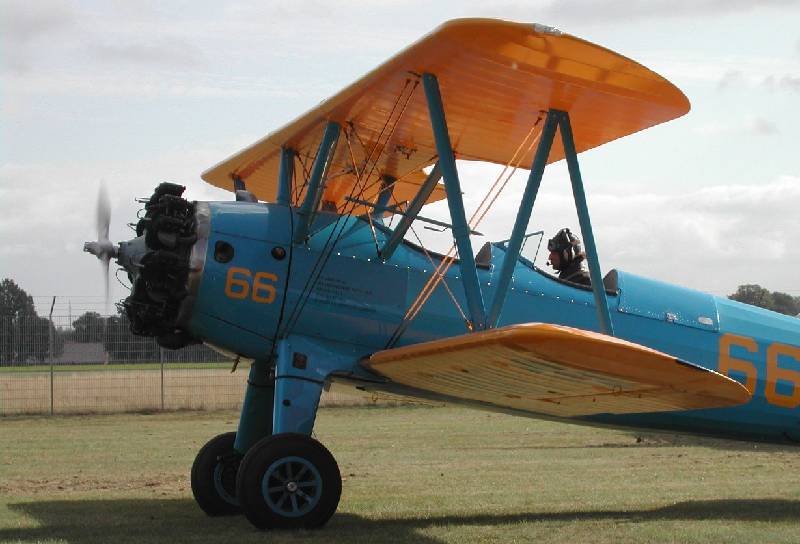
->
[236, 433, 341, 530]
[191, 432, 242, 516]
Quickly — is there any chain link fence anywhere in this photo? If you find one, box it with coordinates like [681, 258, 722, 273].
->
[0, 314, 372, 416]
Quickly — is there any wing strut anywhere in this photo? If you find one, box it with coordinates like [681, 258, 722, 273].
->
[487, 111, 559, 327]
[379, 162, 442, 260]
[292, 121, 341, 244]
[422, 73, 486, 330]
[276, 147, 295, 206]
[559, 112, 614, 336]
[486, 109, 614, 335]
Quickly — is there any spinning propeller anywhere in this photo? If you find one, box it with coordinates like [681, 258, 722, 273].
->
[83, 182, 118, 303]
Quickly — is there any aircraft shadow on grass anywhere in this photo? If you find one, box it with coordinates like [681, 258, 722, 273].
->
[3, 498, 800, 543]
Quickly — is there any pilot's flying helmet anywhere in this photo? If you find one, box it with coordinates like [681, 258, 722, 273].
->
[547, 228, 583, 269]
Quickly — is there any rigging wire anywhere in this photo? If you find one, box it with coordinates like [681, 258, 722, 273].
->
[280, 80, 418, 336]
[357, 79, 414, 181]
[380, 184, 469, 324]
[408, 224, 469, 324]
[401, 125, 540, 323]
[401, 122, 542, 327]
[385, 116, 545, 348]
[343, 129, 381, 254]
[293, 152, 312, 204]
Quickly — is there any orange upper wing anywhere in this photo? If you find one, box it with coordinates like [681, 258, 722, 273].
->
[202, 18, 690, 212]
[363, 323, 749, 417]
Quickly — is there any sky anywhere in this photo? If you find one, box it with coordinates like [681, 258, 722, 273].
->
[2, 0, 800, 316]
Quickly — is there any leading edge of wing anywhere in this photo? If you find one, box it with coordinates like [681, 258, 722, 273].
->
[363, 323, 750, 418]
[201, 18, 690, 202]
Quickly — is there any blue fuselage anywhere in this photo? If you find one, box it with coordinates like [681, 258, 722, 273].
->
[188, 202, 800, 443]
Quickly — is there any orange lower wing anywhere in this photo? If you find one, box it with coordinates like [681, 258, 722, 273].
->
[363, 324, 750, 417]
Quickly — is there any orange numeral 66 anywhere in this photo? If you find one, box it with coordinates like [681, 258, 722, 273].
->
[224, 267, 278, 303]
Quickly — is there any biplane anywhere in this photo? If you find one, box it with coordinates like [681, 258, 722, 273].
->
[84, 19, 800, 530]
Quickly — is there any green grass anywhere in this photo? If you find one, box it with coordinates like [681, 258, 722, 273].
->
[1, 406, 799, 543]
[0, 362, 231, 373]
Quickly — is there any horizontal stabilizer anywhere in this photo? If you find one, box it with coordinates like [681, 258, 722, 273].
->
[364, 324, 750, 417]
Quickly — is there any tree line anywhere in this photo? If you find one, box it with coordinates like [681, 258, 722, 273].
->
[0, 278, 225, 365]
[1, 277, 797, 365]
[727, 284, 800, 316]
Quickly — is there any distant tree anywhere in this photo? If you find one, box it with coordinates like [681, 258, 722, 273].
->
[729, 284, 799, 317]
[72, 312, 106, 343]
[0, 278, 36, 318]
[729, 284, 774, 311]
[15, 315, 57, 363]
[771, 292, 800, 317]
[0, 278, 38, 365]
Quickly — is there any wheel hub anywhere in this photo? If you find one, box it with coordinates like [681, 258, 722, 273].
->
[262, 456, 323, 518]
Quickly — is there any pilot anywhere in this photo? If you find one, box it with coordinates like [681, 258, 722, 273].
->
[547, 228, 591, 287]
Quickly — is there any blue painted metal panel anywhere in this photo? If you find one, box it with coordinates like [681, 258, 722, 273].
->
[272, 339, 324, 435]
[205, 201, 287, 242]
[616, 271, 719, 332]
[188, 202, 290, 358]
[271, 336, 379, 435]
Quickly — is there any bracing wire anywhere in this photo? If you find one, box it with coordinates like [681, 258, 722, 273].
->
[397, 122, 542, 332]
[385, 116, 545, 348]
[280, 80, 419, 336]
[293, 152, 312, 204]
[408, 224, 469, 324]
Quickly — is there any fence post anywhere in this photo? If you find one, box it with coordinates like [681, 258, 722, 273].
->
[48, 296, 56, 416]
[160, 345, 165, 411]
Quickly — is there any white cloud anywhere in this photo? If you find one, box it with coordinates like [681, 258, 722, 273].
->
[482, 0, 800, 25]
[565, 176, 800, 294]
[650, 53, 800, 89]
[717, 70, 745, 90]
[692, 116, 779, 137]
[3, 69, 304, 100]
[0, 0, 77, 72]
[89, 38, 204, 69]
[0, 143, 234, 303]
[418, 166, 800, 296]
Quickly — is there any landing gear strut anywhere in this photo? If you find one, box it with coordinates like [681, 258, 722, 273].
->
[192, 338, 346, 529]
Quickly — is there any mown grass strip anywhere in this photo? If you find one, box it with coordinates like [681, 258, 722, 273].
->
[1, 406, 799, 543]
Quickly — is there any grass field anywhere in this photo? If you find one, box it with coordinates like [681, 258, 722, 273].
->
[2, 406, 800, 543]
[0, 368, 373, 416]
[0, 367, 247, 415]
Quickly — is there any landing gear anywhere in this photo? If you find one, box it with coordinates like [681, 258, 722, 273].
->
[236, 433, 342, 529]
[190, 432, 242, 516]
[192, 338, 345, 529]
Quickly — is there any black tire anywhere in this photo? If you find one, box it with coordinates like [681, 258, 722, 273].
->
[236, 433, 341, 530]
[191, 432, 242, 516]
